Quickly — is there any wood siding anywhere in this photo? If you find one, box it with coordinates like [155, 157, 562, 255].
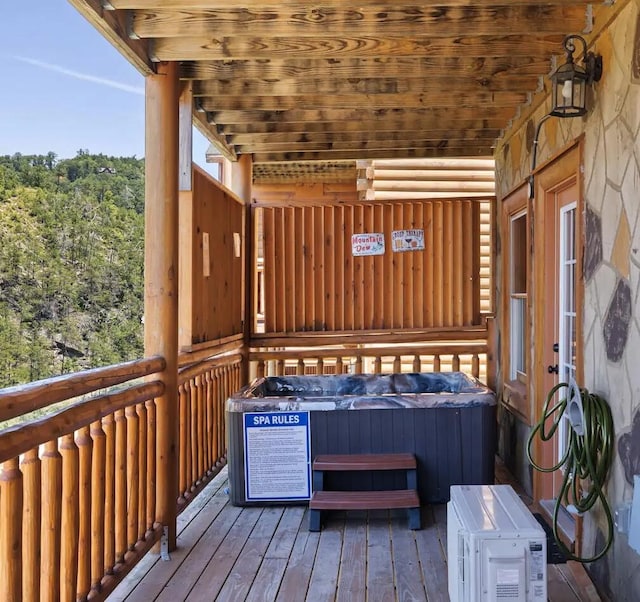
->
[259, 199, 481, 334]
[186, 166, 244, 345]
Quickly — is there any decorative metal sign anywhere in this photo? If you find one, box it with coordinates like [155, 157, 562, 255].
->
[392, 229, 425, 252]
[351, 233, 385, 256]
[243, 411, 311, 502]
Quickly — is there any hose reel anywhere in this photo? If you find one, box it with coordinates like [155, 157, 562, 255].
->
[526, 379, 614, 563]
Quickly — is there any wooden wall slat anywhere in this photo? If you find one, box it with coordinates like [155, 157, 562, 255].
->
[334, 206, 345, 331]
[344, 205, 354, 330]
[393, 202, 404, 328]
[433, 201, 444, 326]
[373, 203, 384, 329]
[294, 207, 305, 330]
[284, 207, 295, 331]
[263, 208, 275, 332]
[324, 206, 336, 331]
[443, 201, 453, 326]
[413, 202, 424, 327]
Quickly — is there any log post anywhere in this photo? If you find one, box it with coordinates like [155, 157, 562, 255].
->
[231, 154, 253, 386]
[145, 61, 180, 551]
[0, 458, 22, 602]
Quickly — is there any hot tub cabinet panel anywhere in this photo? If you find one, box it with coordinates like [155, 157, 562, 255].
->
[226, 372, 497, 506]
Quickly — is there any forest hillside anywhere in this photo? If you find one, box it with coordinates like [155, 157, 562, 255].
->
[0, 151, 144, 388]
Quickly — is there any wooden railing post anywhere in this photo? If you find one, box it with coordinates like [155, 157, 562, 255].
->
[145, 60, 180, 551]
[0, 458, 23, 602]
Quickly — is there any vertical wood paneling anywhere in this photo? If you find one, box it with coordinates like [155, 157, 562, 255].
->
[259, 198, 482, 333]
[190, 168, 244, 344]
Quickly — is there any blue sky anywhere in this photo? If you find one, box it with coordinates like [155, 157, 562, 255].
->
[0, 1, 212, 165]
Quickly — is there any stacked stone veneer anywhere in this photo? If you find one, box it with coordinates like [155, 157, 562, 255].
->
[495, 1, 640, 598]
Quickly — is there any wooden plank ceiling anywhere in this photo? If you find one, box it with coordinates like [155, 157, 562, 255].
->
[75, 1, 608, 171]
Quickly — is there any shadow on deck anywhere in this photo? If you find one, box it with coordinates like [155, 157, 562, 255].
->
[109, 465, 601, 602]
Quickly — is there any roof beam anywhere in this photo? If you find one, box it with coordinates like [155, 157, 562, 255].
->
[193, 75, 540, 97]
[151, 34, 565, 62]
[219, 118, 507, 135]
[130, 5, 591, 39]
[181, 56, 554, 80]
[251, 148, 496, 162]
[108, 1, 598, 9]
[228, 129, 501, 145]
[209, 107, 517, 124]
[198, 91, 527, 111]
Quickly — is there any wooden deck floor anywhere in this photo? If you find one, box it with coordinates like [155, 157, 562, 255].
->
[109, 467, 602, 602]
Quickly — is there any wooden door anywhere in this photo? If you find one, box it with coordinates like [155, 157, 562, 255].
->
[532, 144, 583, 503]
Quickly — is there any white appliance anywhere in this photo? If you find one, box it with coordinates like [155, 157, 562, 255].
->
[447, 484, 547, 602]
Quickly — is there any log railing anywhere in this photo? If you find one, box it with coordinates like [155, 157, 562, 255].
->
[0, 348, 242, 602]
[177, 352, 243, 510]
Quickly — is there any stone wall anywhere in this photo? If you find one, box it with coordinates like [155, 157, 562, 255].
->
[494, 1, 640, 598]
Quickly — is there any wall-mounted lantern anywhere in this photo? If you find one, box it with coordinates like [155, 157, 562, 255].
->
[549, 34, 603, 118]
[528, 34, 603, 198]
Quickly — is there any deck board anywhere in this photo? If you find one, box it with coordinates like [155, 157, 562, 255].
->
[111, 467, 602, 602]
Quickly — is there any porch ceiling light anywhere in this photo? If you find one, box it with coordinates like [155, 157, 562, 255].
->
[549, 34, 602, 118]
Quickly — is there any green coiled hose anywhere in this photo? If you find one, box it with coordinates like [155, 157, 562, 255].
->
[526, 382, 614, 563]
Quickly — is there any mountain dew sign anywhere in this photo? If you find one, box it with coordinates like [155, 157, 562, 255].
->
[392, 229, 425, 252]
[351, 233, 385, 256]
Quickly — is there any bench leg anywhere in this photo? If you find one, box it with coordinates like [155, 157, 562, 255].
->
[408, 507, 421, 530]
[406, 468, 417, 491]
[309, 509, 322, 532]
[312, 470, 324, 492]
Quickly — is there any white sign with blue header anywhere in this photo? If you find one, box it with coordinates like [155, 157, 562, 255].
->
[243, 411, 311, 502]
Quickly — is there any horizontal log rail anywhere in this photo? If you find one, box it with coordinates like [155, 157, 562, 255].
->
[0, 356, 166, 424]
[250, 339, 488, 381]
[250, 324, 489, 348]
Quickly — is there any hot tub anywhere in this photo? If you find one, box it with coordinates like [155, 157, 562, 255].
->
[226, 372, 496, 506]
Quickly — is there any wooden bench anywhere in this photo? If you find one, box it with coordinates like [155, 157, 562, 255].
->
[309, 453, 421, 531]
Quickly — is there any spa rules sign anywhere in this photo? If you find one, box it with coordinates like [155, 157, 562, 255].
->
[243, 411, 311, 502]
